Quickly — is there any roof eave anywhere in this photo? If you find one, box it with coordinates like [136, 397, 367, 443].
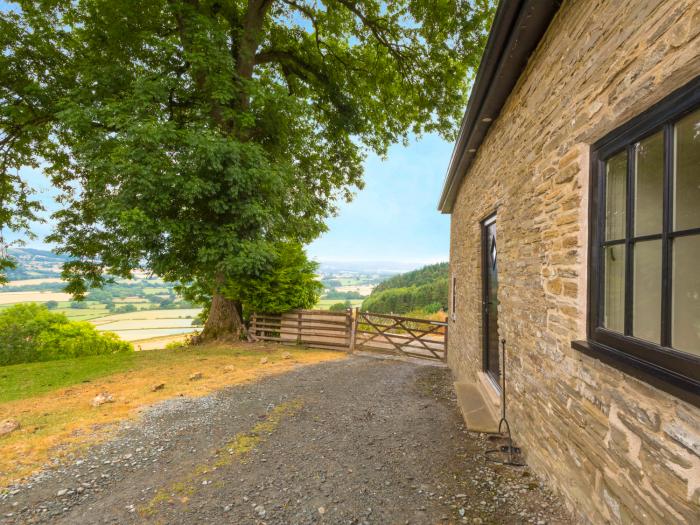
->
[438, 0, 561, 213]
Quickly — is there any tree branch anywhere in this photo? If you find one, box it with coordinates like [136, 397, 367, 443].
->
[331, 0, 410, 63]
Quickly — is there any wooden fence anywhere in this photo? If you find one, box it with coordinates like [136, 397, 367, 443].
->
[250, 309, 352, 351]
[250, 309, 447, 362]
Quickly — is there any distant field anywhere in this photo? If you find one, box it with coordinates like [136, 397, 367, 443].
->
[315, 299, 363, 309]
[0, 291, 201, 347]
[58, 308, 112, 321]
[335, 284, 375, 296]
[115, 328, 200, 342]
[0, 291, 72, 304]
[6, 278, 64, 286]
[92, 308, 202, 321]
[113, 296, 149, 303]
[338, 278, 363, 286]
[89, 308, 202, 343]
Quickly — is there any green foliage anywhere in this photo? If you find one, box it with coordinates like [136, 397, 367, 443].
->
[223, 242, 322, 314]
[182, 242, 322, 316]
[112, 303, 138, 314]
[86, 289, 113, 303]
[45, 300, 59, 310]
[0, 303, 132, 366]
[0, 0, 494, 329]
[324, 290, 364, 300]
[362, 262, 449, 315]
[70, 301, 89, 309]
[329, 301, 351, 312]
[374, 262, 449, 293]
[159, 298, 175, 308]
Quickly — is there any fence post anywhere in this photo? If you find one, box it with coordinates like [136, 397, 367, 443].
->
[251, 313, 258, 341]
[349, 307, 359, 353]
[443, 315, 449, 362]
[297, 310, 302, 345]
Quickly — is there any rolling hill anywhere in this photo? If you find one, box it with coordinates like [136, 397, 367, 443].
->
[361, 262, 448, 315]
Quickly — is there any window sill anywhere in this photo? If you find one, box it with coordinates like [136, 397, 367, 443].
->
[571, 340, 700, 408]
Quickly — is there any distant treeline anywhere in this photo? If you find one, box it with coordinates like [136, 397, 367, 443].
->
[361, 262, 448, 315]
[324, 290, 364, 300]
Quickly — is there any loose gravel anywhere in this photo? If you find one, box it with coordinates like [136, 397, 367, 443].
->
[0, 355, 574, 524]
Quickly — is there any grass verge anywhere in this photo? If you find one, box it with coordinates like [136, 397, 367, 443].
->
[0, 342, 345, 489]
[139, 398, 304, 517]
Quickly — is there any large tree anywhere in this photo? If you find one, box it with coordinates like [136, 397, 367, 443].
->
[0, 0, 493, 338]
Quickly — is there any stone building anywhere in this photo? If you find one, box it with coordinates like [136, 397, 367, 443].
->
[439, 1, 700, 523]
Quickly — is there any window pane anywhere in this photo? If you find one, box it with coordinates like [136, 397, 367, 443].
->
[674, 109, 700, 231]
[632, 240, 661, 343]
[672, 235, 700, 356]
[605, 151, 627, 240]
[603, 244, 625, 332]
[634, 131, 664, 236]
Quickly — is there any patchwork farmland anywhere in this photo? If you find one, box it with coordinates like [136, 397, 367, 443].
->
[0, 279, 202, 349]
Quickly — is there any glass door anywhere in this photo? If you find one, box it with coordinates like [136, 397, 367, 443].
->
[482, 215, 500, 386]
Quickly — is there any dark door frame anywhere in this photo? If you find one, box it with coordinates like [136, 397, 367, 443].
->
[481, 213, 500, 387]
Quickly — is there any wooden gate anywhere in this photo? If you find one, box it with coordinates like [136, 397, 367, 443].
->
[250, 309, 352, 351]
[353, 311, 448, 362]
[250, 309, 448, 362]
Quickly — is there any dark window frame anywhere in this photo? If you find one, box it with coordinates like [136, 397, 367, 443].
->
[572, 76, 700, 406]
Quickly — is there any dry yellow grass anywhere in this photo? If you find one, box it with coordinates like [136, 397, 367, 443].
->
[133, 333, 197, 350]
[0, 343, 346, 489]
[0, 291, 72, 304]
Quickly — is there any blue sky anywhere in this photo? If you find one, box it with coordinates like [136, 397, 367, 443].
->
[11, 133, 454, 265]
[307, 133, 452, 264]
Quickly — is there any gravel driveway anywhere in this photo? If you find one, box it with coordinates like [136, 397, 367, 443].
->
[1, 354, 573, 524]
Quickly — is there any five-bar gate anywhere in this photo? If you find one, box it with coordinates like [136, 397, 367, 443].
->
[251, 309, 447, 362]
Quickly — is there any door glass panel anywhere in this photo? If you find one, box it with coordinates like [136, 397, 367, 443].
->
[603, 244, 625, 333]
[605, 151, 627, 240]
[634, 131, 664, 236]
[672, 235, 700, 356]
[632, 240, 661, 343]
[674, 109, 700, 231]
[483, 219, 500, 383]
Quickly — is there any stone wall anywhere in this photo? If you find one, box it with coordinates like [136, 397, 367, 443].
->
[447, 0, 700, 523]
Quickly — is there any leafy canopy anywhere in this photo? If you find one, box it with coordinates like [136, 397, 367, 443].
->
[0, 1, 493, 297]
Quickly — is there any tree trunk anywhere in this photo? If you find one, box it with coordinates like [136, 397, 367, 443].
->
[199, 291, 245, 341]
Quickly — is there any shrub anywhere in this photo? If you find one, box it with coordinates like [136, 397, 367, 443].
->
[0, 303, 132, 366]
[45, 300, 59, 310]
[329, 301, 351, 312]
[70, 301, 89, 309]
[113, 303, 138, 314]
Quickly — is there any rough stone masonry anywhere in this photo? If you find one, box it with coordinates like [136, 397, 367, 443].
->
[447, 1, 700, 523]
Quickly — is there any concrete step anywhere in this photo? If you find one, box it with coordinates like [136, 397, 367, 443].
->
[454, 381, 499, 433]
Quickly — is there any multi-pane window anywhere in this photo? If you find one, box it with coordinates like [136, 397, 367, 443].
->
[588, 78, 700, 394]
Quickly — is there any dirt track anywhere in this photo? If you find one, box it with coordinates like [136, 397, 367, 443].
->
[0, 355, 573, 524]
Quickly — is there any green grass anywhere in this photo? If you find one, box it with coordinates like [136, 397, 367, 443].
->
[56, 307, 111, 321]
[0, 344, 300, 404]
[0, 353, 137, 403]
